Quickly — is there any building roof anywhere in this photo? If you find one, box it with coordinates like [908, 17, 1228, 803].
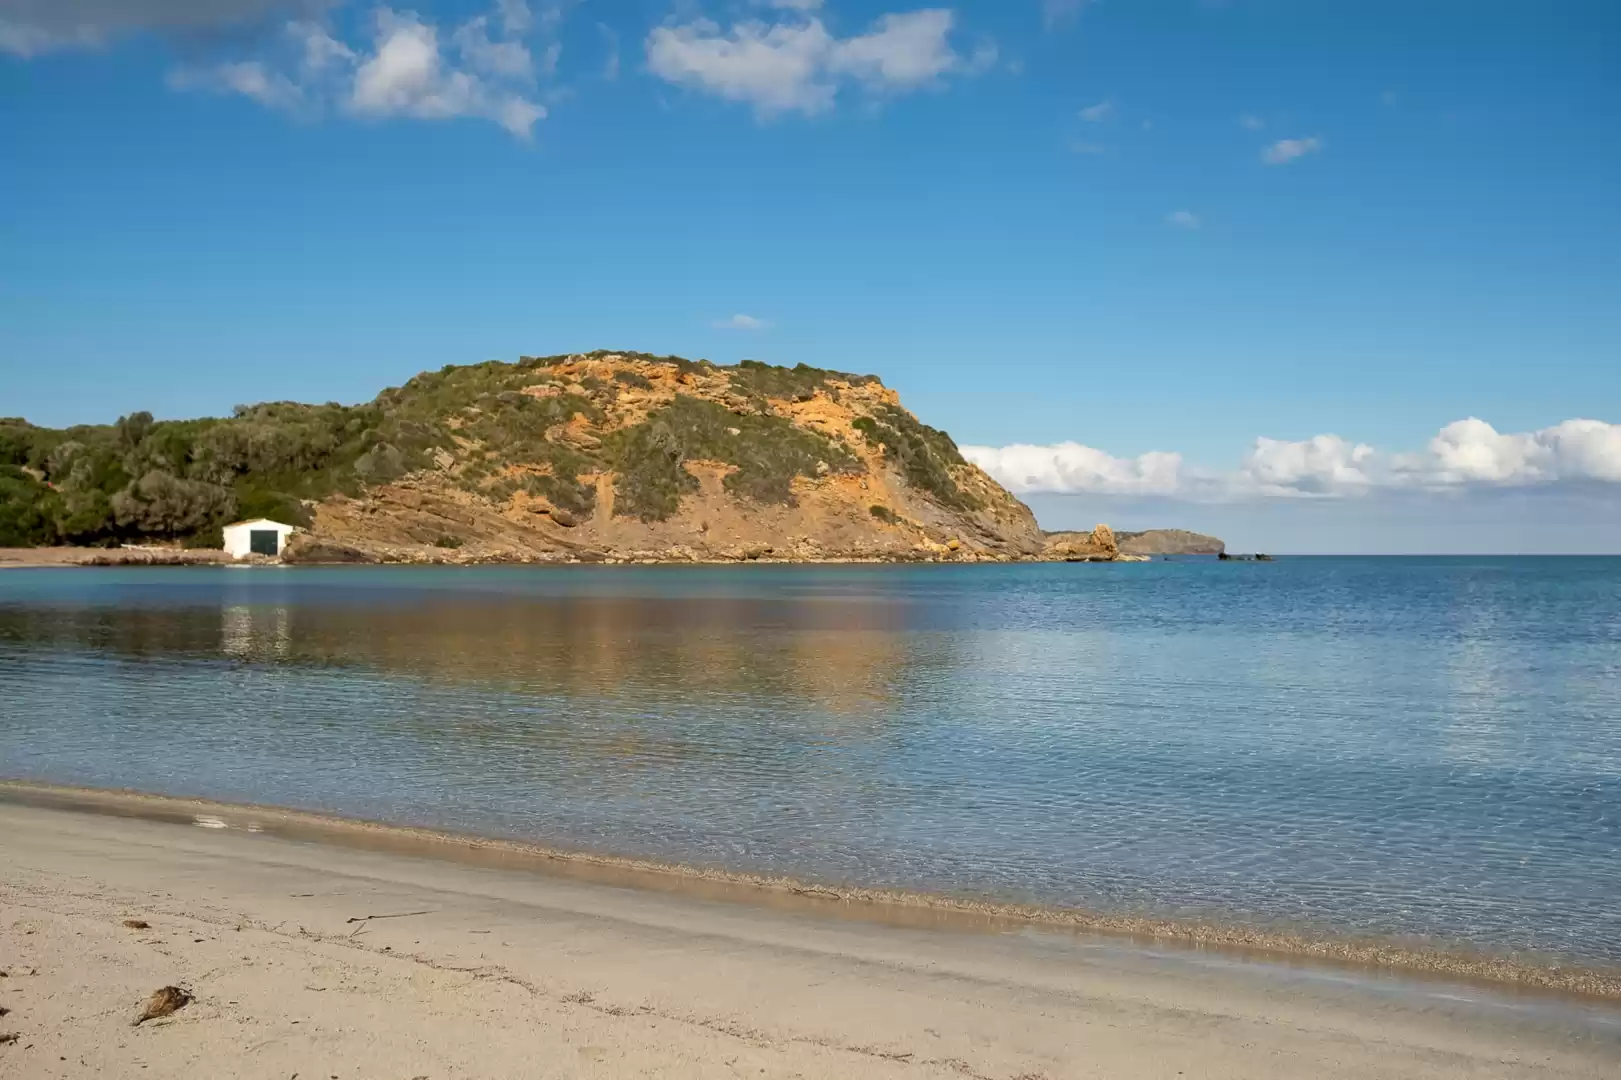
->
[222, 518, 297, 529]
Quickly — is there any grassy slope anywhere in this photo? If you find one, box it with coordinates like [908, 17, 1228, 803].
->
[0, 353, 984, 548]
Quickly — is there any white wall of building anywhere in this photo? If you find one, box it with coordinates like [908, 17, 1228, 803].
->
[222, 519, 297, 559]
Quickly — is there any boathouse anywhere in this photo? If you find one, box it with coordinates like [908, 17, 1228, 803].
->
[222, 518, 297, 559]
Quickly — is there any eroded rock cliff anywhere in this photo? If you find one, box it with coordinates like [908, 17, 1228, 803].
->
[292, 352, 1048, 563]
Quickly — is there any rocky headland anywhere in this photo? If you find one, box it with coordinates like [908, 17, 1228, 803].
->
[3, 352, 1222, 565]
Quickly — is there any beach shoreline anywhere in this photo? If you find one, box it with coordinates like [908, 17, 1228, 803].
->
[0, 547, 232, 568]
[0, 545, 1153, 567]
[1, 796, 1616, 1080]
[4, 779, 1617, 1003]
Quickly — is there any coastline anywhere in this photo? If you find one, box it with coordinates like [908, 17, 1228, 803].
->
[4, 780, 1617, 1003]
[0, 546, 1151, 567]
[0, 547, 232, 569]
[3, 796, 1617, 1080]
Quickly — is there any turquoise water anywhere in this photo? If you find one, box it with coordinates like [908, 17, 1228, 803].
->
[2, 559, 1618, 965]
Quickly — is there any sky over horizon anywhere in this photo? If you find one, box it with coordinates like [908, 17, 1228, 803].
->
[3, 0, 1618, 552]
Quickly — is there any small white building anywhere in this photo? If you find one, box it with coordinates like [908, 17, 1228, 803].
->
[222, 518, 298, 559]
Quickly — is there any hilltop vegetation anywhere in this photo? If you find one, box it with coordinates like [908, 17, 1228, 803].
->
[0, 351, 1014, 555]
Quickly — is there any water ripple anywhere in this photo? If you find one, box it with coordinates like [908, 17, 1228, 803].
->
[1, 558, 1618, 964]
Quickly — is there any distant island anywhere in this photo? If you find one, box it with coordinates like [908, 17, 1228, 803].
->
[1115, 529, 1226, 555]
[1, 352, 1220, 565]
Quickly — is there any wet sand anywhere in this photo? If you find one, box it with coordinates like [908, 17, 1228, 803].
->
[5, 781, 1619, 1001]
[1, 798, 1617, 1079]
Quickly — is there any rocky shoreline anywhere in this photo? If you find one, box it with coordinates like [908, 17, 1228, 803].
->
[3, 522, 1173, 568]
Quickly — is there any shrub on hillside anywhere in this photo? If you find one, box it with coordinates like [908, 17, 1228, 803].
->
[851, 405, 979, 512]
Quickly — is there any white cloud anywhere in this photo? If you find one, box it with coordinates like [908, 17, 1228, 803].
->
[646, 8, 989, 117]
[11, 2, 550, 139]
[340, 5, 548, 138]
[453, 15, 536, 82]
[1078, 98, 1112, 122]
[714, 313, 770, 330]
[1262, 135, 1323, 165]
[1403, 417, 1621, 487]
[289, 19, 354, 72]
[1042, 0, 1090, 30]
[1165, 209, 1200, 229]
[967, 419, 1621, 501]
[349, 10, 544, 136]
[962, 443, 1186, 497]
[648, 18, 837, 115]
[497, 0, 532, 36]
[832, 10, 967, 89]
[1240, 435, 1375, 496]
[760, 0, 824, 8]
[1238, 113, 1263, 130]
[168, 59, 304, 112]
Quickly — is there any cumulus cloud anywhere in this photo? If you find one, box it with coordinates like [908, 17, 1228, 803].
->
[343, 9, 545, 136]
[453, 15, 536, 82]
[961, 443, 1186, 497]
[1262, 135, 1323, 165]
[832, 10, 965, 89]
[966, 419, 1621, 501]
[714, 313, 770, 330]
[1240, 435, 1375, 496]
[1402, 418, 1621, 487]
[154, 5, 548, 138]
[1165, 210, 1199, 229]
[646, 8, 990, 117]
[167, 59, 304, 111]
[7, 1, 550, 138]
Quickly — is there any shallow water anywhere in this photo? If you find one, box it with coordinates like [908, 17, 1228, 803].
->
[2, 559, 1618, 965]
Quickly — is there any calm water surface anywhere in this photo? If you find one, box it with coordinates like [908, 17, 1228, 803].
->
[2, 559, 1618, 965]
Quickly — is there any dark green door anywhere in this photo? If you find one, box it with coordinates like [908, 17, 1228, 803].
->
[249, 529, 280, 556]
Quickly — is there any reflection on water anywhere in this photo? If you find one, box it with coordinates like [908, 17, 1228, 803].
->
[222, 605, 292, 661]
[2, 559, 1619, 965]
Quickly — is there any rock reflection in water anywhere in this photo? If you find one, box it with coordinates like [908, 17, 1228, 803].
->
[2, 560, 1619, 967]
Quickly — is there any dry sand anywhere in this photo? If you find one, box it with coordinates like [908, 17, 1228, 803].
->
[1, 801, 1617, 1080]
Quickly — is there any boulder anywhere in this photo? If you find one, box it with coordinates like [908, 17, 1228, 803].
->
[1043, 524, 1120, 561]
[280, 536, 377, 564]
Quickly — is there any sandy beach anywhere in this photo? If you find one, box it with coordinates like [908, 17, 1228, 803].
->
[0, 548, 230, 568]
[1, 798, 1616, 1079]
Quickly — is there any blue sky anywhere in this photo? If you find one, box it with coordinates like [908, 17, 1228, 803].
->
[3, 0, 1618, 551]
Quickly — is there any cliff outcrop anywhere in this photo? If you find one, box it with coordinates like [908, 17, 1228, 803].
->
[291, 352, 1047, 563]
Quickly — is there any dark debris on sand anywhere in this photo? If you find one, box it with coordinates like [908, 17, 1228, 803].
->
[134, 986, 192, 1026]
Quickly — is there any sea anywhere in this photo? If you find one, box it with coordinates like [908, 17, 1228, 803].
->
[2, 558, 1618, 970]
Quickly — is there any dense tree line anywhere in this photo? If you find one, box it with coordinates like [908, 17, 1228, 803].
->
[0, 351, 971, 547]
[0, 400, 435, 548]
